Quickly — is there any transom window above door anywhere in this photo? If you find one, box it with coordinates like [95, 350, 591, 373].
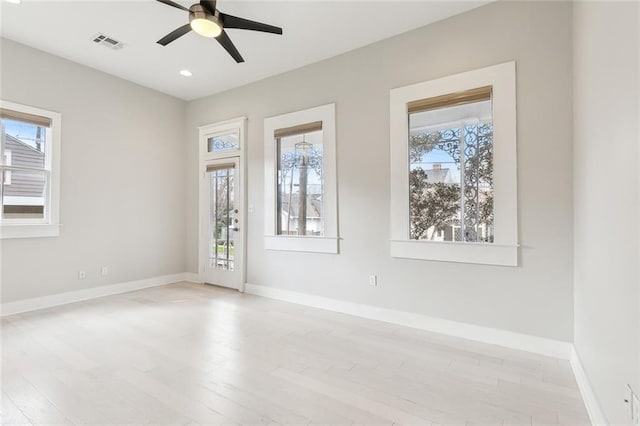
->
[207, 130, 240, 154]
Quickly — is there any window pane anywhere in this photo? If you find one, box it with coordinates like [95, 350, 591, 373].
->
[463, 123, 494, 242]
[2, 119, 47, 169]
[276, 129, 323, 236]
[207, 131, 239, 153]
[2, 169, 46, 219]
[408, 95, 494, 243]
[208, 167, 235, 271]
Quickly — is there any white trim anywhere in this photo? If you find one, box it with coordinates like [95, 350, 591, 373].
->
[199, 117, 245, 160]
[389, 62, 518, 266]
[570, 345, 607, 426]
[0, 273, 191, 317]
[264, 235, 339, 254]
[391, 239, 518, 266]
[3, 196, 44, 205]
[183, 272, 202, 284]
[263, 103, 339, 254]
[0, 223, 60, 239]
[244, 283, 571, 359]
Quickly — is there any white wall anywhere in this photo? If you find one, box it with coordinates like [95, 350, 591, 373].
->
[573, 2, 640, 424]
[185, 1, 575, 342]
[0, 39, 187, 303]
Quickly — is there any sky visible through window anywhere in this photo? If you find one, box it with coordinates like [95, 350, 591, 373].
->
[4, 119, 45, 152]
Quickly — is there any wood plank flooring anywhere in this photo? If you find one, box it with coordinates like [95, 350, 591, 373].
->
[1, 283, 590, 425]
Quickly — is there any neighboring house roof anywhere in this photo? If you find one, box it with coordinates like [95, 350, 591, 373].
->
[424, 166, 454, 184]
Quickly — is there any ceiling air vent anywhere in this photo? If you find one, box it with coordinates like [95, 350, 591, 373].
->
[92, 33, 125, 50]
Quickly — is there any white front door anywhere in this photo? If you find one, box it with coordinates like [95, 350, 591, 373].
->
[203, 157, 242, 289]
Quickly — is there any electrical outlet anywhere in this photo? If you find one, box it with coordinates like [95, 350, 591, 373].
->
[78, 270, 86, 280]
[368, 275, 377, 286]
[100, 266, 108, 277]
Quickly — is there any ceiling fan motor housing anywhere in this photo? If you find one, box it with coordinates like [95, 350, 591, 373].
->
[189, 4, 221, 28]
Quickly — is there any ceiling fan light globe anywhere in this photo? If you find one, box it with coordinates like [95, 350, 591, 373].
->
[191, 18, 222, 38]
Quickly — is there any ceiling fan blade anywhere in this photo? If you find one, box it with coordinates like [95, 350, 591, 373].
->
[219, 13, 283, 35]
[199, 0, 217, 15]
[216, 30, 244, 63]
[156, 0, 189, 12]
[157, 24, 192, 46]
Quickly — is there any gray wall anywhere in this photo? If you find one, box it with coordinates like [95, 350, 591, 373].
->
[573, 2, 640, 424]
[185, 1, 575, 342]
[0, 39, 187, 303]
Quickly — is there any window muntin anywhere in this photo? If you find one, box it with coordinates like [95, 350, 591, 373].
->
[3, 151, 11, 185]
[408, 93, 494, 243]
[1, 116, 50, 222]
[276, 127, 324, 236]
[207, 130, 240, 153]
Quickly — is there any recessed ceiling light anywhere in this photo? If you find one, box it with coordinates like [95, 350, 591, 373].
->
[5, 0, 22, 4]
[179, 70, 193, 77]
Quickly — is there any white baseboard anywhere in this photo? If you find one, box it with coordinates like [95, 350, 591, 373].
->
[183, 272, 202, 284]
[1, 273, 190, 317]
[570, 345, 608, 426]
[244, 283, 572, 360]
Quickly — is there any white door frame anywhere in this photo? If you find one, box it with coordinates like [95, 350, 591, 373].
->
[198, 117, 247, 291]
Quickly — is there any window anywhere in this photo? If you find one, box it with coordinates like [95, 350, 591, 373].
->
[0, 101, 61, 239]
[276, 122, 324, 236]
[264, 103, 338, 253]
[390, 62, 517, 266]
[408, 87, 494, 243]
[207, 130, 240, 153]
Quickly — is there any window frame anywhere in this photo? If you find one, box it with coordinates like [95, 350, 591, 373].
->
[0, 100, 61, 239]
[264, 103, 338, 254]
[389, 62, 518, 266]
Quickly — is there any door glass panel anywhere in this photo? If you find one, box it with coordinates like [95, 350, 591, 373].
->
[208, 165, 235, 271]
[207, 131, 240, 154]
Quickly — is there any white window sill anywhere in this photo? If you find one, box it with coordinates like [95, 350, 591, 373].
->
[391, 240, 518, 266]
[264, 235, 339, 254]
[1, 223, 60, 239]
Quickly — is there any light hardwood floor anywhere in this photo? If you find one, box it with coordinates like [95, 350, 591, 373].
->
[1, 282, 589, 426]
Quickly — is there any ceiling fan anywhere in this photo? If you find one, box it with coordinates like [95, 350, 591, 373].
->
[155, 0, 283, 63]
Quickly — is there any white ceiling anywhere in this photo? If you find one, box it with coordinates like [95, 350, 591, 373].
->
[1, 0, 488, 100]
